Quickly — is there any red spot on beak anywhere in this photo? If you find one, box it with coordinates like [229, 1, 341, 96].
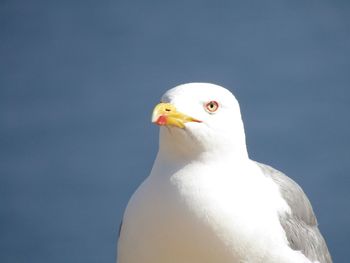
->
[155, 115, 167, 126]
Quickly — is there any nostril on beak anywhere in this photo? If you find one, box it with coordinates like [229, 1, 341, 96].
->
[165, 108, 171, 112]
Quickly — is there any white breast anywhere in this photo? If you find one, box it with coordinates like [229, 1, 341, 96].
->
[117, 158, 312, 263]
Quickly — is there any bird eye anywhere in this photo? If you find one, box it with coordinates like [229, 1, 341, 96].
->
[205, 101, 219, 113]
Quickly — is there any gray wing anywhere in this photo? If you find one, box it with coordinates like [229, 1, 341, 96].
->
[256, 162, 332, 263]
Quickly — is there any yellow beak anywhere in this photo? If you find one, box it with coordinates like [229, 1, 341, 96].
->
[151, 103, 201, 128]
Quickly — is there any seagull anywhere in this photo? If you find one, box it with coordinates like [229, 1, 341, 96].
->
[117, 83, 332, 263]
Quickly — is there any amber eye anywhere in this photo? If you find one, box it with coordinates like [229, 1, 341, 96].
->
[205, 101, 219, 113]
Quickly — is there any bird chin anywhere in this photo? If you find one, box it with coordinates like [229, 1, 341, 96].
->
[162, 125, 187, 137]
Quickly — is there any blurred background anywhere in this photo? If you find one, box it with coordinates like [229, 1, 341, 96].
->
[1, 0, 349, 262]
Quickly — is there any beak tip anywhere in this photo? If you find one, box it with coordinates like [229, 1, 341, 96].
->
[152, 115, 168, 126]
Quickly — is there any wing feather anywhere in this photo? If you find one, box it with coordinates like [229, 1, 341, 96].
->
[256, 162, 332, 263]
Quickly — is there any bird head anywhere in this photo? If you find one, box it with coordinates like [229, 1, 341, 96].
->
[152, 83, 248, 161]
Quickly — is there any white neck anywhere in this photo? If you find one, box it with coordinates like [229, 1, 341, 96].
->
[157, 127, 249, 166]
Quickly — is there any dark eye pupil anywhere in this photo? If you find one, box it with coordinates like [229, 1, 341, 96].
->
[206, 101, 218, 112]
